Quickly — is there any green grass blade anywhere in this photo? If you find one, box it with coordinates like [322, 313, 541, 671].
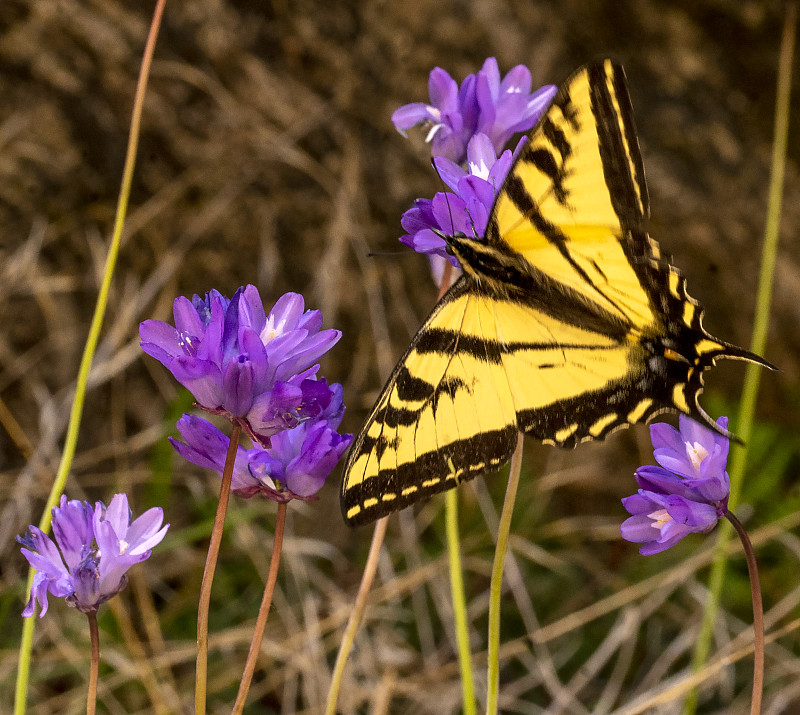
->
[684, 5, 796, 712]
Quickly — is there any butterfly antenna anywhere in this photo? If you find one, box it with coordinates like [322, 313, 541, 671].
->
[366, 250, 414, 259]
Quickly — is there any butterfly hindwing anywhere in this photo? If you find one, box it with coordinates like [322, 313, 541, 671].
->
[341, 278, 519, 526]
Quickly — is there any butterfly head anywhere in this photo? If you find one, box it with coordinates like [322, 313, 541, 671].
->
[434, 228, 532, 297]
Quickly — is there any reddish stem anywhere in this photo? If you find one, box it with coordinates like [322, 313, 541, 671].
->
[195, 421, 241, 713]
[232, 501, 288, 714]
[725, 510, 764, 715]
[86, 611, 100, 715]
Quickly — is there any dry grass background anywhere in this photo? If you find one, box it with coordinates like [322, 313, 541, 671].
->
[1, 0, 799, 712]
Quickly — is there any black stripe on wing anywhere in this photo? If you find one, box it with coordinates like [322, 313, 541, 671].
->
[344, 425, 519, 527]
[588, 62, 649, 230]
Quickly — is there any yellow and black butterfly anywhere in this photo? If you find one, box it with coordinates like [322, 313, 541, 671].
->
[341, 59, 772, 527]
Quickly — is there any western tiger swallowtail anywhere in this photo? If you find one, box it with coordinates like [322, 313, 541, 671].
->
[341, 59, 771, 527]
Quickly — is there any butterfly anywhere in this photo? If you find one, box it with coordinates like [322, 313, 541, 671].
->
[341, 59, 772, 527]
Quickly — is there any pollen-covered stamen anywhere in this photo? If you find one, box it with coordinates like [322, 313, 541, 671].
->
[685, 441, 709, 471]
[177, 331, 200, 356]
[260, 315, 282, 343]
[648, 509, 672, 530]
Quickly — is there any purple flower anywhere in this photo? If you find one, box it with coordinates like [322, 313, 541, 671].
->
[392, 66, 480, 162]
[475, 58, 557, 154]
[170, 384, 353, 501]
[18, 495, 168, 617]
[140, 286, 341, 443]
[392, 57, 556, 163]
[399, 134, 520, 265]
[621, 416, 731, 555]
[620, 491, 720, 555]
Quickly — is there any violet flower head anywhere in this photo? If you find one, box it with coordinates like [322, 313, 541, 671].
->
[391, 57, 556, 163]
[392, 66, 480, 163]
[621, 416, 731, 555]
[475, 57, 558, 154]
[18, 495, 168, 617]
[399, 133, 520, 266]
[140, 286, 341, 443]
[171, 383, 353, 502]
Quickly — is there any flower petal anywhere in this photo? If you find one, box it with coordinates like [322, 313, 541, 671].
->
[428, 67, 459, 112]
[391, 102, 436, 131]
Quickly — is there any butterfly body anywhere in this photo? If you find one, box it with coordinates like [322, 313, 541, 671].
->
[341, 59, 771, 527]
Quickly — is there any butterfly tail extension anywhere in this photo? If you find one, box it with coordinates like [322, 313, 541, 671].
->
[668, 264, 773, 419]
[680, 334, 775, 443]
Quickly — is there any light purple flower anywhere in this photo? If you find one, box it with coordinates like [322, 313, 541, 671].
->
[392, 57, 556, 163]
[170, 384, 353, 501]
[475, 57, 557, 153]
[140, 286, 341, 444]
[621, 416, 731, 555]
[399, 134, 520, 265]
[392, 66, 480, 162]
[620, 491, 720, 555]
[18, 495, 168, 617]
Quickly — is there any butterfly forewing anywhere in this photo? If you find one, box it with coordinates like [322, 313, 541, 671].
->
[488, 60, 655, 331]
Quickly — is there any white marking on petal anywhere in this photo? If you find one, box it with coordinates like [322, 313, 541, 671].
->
[647, 509, 672, 530]
[468, 156, 491, 180]
[685, 441, 709, 470]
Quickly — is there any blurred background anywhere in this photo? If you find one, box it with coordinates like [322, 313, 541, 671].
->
[1, 0, 799, 712]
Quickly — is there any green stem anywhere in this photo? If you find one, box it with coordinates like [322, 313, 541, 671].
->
[684, 5, 794, 712]
[195, 421, 241, 714]
[86, 612, 100, 715]
[725, 511, 764, 715]
[486, 433, 524, 714]
[429, 256, 480, 711]
[445, 489, 476, 715]
[13, 3, 167, 713]
[231, 501, 288, 715]
[325, 516, 389, 715]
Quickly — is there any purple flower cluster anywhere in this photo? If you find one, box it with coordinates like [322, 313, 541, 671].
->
[399, 134, 521, 266]
[392, 57, 556, 164]
[621, 416, 731, 555]
[392, 58, 556, 275]
[171, 384, 352, 501]
[18, 495, 168, 617]
[140, 286, 340, 444]
[141, 284, 352, 503]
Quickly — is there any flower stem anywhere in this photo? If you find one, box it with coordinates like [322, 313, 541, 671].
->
[324, 515, 389, 715]
[684, 6, 794, 713]
[486, 433, 524, 714]
[725, 511, 765, 715]
[432, 259, 479, 711]
[445, 488, 476, 715]
[13, 2, 167, 713]
[86, 612, 100, 715]
[231, 501, 288, 715]
[195, 421, 241, 714]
